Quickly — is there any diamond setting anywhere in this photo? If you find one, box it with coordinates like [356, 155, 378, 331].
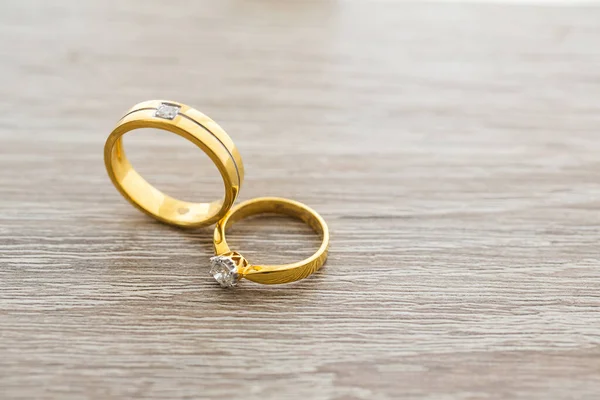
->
[210, 255, 240, 288]
[155, 103, 180, 120]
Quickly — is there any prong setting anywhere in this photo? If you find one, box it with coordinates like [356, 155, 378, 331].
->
[209, 255, 241, 288]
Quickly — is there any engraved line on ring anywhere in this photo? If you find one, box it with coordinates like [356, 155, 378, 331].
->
[178, 113, 241, 188]
[116, 107, 241, 188]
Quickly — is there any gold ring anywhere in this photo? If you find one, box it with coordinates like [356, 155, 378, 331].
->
[211, 197, 329, 287]
[104, 100, 244, 228]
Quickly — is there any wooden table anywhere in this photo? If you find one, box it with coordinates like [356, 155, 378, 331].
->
[1, 1, 599, 399]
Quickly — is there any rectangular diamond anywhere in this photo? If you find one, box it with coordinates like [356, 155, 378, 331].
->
[155, 103, 180, 120]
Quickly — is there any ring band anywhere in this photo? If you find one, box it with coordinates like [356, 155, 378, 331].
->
[104, 100, 244, 228]
[211, 197, 330, 287]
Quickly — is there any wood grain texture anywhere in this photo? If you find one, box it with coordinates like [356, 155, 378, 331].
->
[1, 1, 600, 399]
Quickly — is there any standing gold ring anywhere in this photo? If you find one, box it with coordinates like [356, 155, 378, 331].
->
[104, 100, 244, 228]
[211, 197, 329, 287]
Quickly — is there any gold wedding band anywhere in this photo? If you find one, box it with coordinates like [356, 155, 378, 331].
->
[104, 100, 244, 228]
[211, 197, 329, 287]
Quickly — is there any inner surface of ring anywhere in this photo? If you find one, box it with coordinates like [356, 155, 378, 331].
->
[225, 201, 325, 239]
[110, 137, 224, 224]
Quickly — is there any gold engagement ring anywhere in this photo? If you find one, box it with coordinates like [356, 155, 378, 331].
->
[211, 197, 330, 287]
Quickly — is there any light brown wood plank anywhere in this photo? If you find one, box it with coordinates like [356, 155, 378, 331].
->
[1, 1, 600, 399]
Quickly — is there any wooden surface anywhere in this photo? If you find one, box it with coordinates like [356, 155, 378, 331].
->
[1, 1, 600, 399]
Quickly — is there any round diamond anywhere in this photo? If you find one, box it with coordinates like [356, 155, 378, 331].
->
[210, 256, 240, 288]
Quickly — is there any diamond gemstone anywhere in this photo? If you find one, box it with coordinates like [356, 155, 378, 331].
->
[155, 103, 180, 120]
[210, 256, 240, 288]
